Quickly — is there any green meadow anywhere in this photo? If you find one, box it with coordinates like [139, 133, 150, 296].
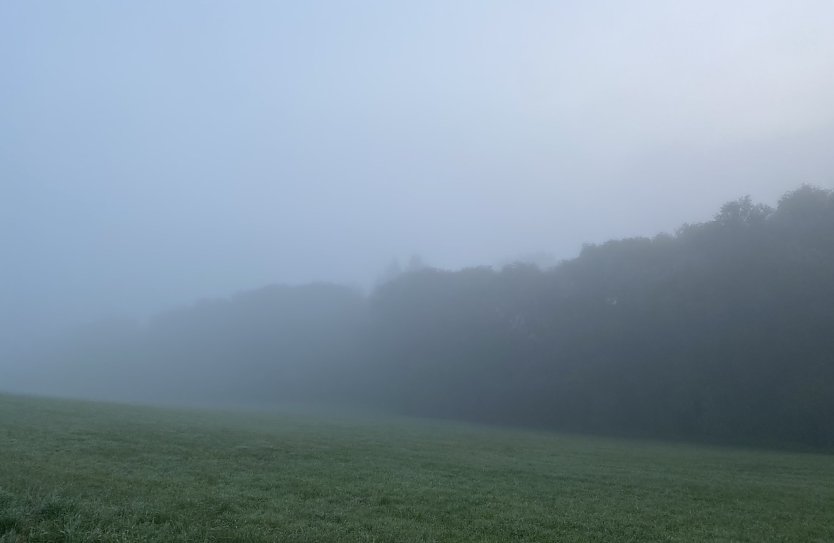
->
[1, 393, 832, 542]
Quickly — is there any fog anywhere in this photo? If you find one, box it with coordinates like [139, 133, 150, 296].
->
[2, 1, 833, 339]
[3, 2, 834, 445]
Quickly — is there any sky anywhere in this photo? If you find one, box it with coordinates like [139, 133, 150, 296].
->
[3, 0, 834, 343]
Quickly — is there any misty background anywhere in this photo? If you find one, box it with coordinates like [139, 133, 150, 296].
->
[4, 1, 834, 343]
[3, 2, 834, 447]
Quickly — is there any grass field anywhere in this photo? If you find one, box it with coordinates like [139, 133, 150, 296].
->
[1, 394, 832, 542]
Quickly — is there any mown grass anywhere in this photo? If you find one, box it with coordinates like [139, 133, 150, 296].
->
[0, 393, 832, 542]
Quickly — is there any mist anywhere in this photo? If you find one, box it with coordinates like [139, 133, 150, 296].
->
[3, 2, 834, 446]
[4, 1, 834, 338]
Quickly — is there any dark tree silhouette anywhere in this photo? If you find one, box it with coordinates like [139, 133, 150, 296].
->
[22, 185, 834, 448]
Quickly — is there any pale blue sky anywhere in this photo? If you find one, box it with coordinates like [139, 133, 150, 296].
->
[3, 1, 834, 342]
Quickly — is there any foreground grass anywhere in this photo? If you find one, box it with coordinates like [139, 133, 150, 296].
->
[0, 394, 832, 542]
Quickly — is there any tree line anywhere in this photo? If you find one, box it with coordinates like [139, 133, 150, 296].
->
[19, 185, 834, 448]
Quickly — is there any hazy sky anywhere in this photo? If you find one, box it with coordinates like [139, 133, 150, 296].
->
[3, 1, 834, 340]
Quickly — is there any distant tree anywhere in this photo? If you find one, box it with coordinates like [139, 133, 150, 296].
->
[715, 195, 772, 227]
[37, 184, 834, 448]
